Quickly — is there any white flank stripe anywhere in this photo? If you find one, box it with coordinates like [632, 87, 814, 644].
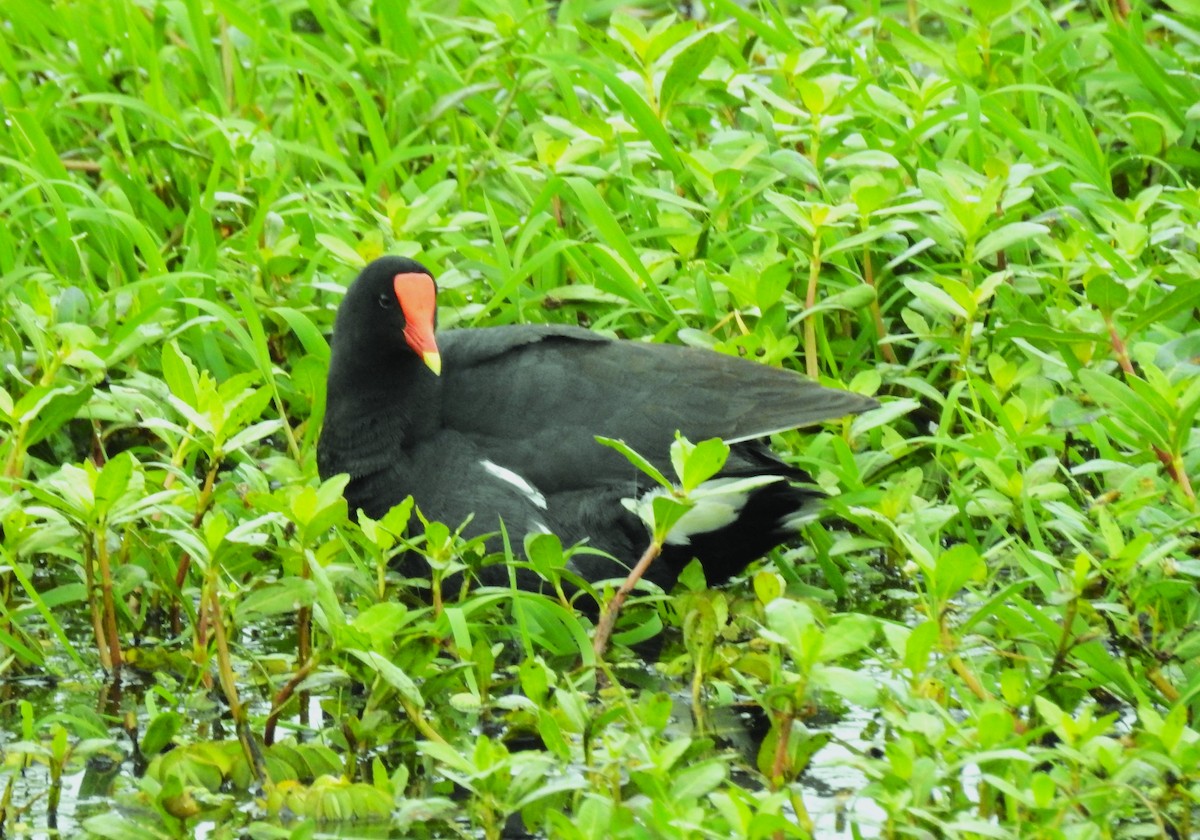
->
[480, 460, 548, 510]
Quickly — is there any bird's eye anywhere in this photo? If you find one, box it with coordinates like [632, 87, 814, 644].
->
[378, 293, 393, 310]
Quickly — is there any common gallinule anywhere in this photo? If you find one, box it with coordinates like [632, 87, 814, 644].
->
[317, 257, 877, 592]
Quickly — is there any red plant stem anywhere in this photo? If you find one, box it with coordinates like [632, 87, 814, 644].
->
[769, 713, 794, 788]
[592, 540, 662, 660]
[97, 528, 123, 674]
[264, 659, 315, 746]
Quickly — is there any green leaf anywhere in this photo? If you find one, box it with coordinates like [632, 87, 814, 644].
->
[161, 340, 199, 408]
[564, 177, 677, 322]
[548, 57, 684, 177]
[651, 494, 692, 544]
[1086, 275, 1129, 316]
[1077, 369, 1172, 449]
[317, 234, 365, 267]
[931, 543, 985, 604]
[224, 419, 284, 454]
[902, 620, 939, 674]
[93, 451, 134, 521]
[763, 599, 819, 661]
[706, 0, 798, 50]
[526, 532, 566, 578]
[669, 759, 727, 801]
[23, 386, 93, 448]
[817, 613, 878, 661]
[764, 191, 817, 236]
[270, 306, 330, 363]
[660, 31, 719, 116]
[82, 814, 165, 840]
[669, 435, 729, 492]
[974, 221, 1047, 262]
[352, 603, 412, 644]
[234, 579, 316, 622]
[905, 278, 969, 320]
[346, 649, 424, 709]
[753, 570, 783, 605]
[790, 283, 877, 323]
[141, 711, 183, 758]
[417, 739, 477, 776]
[815, 665, 880, 706]
[595, 436, 672, 488]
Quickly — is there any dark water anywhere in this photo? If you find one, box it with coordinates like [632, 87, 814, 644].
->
[1, 667, 887, 838]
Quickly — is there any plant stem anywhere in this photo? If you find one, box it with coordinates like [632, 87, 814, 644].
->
[804, 238, 823, 378]
[172, 456, 222, 635]
[769, 712, 794, 787]
[96, 520, 123, 674]
[400, 693, 450, 745]
[1106, 316, 1195, 502]
[863, 245, 898, 364]
[82, 537, 112, 672]
[592, 539, 662, 660]
[210, 581, 269, 787]
[264, 659, 315, 747]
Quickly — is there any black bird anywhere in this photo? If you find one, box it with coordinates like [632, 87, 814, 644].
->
[317, 256, 877, 592]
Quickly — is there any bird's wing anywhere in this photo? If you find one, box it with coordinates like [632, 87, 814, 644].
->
[437, 325, 876, 488]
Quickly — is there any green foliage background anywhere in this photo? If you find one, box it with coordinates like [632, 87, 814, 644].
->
[1, 0, 1198, 837]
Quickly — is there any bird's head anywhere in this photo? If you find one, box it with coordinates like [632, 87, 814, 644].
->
[334, 256, 442, 375]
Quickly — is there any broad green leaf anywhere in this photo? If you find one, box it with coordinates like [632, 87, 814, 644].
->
[141, 712, 183, 758]
[1077, 368, 1172, 449]
[225, 419, 285, 454]
[416, 739, 478, 776]
[763, 598, 819, 660]
[660, 31, 718, 116]
[270, 307, 330, 363]
[234, 579, 316, 622]
[753, 570, 783, 605]
[814, 665, 880, 706]
[824, 218, 917, 256]
[903, 620, 939, 674]
[817, 613, 878, 661]
[931, 543, 985, 604]
[526, 532, 566, 578]
[669, 435, 729, 492]
[1085, 275, 1129, 316]
[669, 759, 727, 801]
[352, 602, 412, 643]
[93, 451, 134, 521]
[23, 386, 93, 448]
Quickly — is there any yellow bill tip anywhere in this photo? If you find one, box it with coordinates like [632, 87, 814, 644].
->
[423, 351, 442, 376]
